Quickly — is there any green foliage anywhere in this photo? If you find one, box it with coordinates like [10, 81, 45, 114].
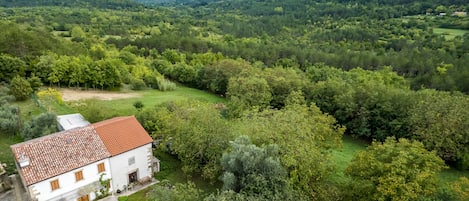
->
[96, 173, 111, 199]
[117, 196, 128, 201]
[0, 85, 15, 105]
[130, 78, 147, 90]
[236, 103, 344, 199]
[0, 105, 20, 136]
[71, 26, 86, 42]
[133, 101, 144, 111]
[36, 88, 63, 104]
[263, 67, 306, 108]
[227, 74, 272, 117]
[0, 54, 26, 83]
[451, 177, 469, 201]
[157, 78, 176, 91]
[219, 136, 293, 200]
[345, 138, 446, 201]
[27, 75, 42, 92]
[143, 101, 233, 181]
[73, 99, 116, 123]
[21, 112, 57, 140]
[409, 90, 469, 170]
[308, 66, 412, 141]
[10, 76, 33, 101]
[198, 59, 253, 95]
[149, 180, 204, 201]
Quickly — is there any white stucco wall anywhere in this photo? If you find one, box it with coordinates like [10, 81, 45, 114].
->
[108, 144, 152, 192]
[28, 159, 111, 201]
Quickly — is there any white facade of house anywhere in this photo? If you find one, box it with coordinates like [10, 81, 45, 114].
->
[12, 116, 157, 201]
[28, 159, 111, 201]
[108, 144, 153, 192]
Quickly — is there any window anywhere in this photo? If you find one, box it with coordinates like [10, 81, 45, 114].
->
[97, 163, 105, 173]
[75, 170, 84, 182]
[50, 179, 60, 191]
[128, 156, 135, 166]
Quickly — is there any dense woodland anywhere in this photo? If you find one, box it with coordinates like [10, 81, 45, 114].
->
[1, 0, 469, 200]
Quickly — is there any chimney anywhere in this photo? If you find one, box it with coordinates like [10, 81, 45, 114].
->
[18, 153, 30, 168]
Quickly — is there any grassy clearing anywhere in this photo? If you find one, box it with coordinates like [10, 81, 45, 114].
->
[433, 28, 469, 40]
[63, 86, 226, 118]
[15, 86, 225, 121]
[330, 135, 368, 184]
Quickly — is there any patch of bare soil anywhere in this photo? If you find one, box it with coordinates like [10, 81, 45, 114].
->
[60, 89, 140, 101]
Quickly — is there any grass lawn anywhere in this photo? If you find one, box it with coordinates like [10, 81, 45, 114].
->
[77, 86, 226, 117]
[330, 135, 368, 184]
[433, 27, 469, 40]
[14, 86, 226, 122]
[0, 135, 22, 175]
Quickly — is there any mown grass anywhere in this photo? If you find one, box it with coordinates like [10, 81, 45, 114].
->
[433, 27, 469, 40]
[64, 86, 226, 118]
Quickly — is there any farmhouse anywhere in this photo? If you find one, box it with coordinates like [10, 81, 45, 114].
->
[11, 116, 157, 201]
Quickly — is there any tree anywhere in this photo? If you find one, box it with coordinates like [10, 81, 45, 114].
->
[9, 76, 33, 101]
[0, 87, 19, 135]
[408, 90, 469, 170]
[263, 67, 305, 108]
[451, 177, 469, 201]
[146, 101, 234, 181]
[198, 59, 253, 94]
[27, 75, 42, 92]
[0, 54, 26, 83]
[71, 26, 86, 42]
[236, 103, 344, 199]
[220, 136, 293, 200]
[21, 112, 57, 140]
[227, 74, 272, 117]
[345, 138, 446, 201]
[149, 181, 204, 201]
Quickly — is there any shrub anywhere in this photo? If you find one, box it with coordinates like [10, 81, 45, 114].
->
[157, 78, 176, 91]
[9, 76, 32, 101]
[130, 78, 146, 90]
[37, 88, 63, 104]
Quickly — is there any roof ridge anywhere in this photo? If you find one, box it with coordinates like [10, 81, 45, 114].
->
[91, 116, 135, 128]
[10, 126, 94, 148]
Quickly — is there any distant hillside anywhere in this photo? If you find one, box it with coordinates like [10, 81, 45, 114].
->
[134, 0, 218, 6]
[0, 0, 140, 8]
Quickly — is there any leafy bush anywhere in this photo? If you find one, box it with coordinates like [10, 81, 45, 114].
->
[130, 78, 146, 90]
[37, 88, 63, 104]
[157, 78, 176, 91]
[9, 76, 32, 101]
[21, 112, 57, 140]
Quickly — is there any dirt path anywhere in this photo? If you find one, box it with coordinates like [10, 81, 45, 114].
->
[60, 89, 141, 101]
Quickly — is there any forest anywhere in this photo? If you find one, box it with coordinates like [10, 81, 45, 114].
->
[0, 0, 469, 200]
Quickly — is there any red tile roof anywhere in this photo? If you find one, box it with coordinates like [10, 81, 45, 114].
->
[11, 127, 110, 186]
[93, 116, 153, 156]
